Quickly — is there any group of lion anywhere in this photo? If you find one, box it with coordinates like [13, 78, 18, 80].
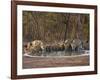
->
[23, 39, 89, 55]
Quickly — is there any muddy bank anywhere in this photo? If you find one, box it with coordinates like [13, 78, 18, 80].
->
[23, 54, 89, 69]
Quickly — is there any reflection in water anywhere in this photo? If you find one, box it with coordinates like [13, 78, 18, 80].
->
[27, 50, 89, 57]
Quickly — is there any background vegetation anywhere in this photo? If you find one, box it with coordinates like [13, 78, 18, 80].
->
[23, 11, 89, 43]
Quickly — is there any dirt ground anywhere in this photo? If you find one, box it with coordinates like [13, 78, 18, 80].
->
[23, 55, 89, 69]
